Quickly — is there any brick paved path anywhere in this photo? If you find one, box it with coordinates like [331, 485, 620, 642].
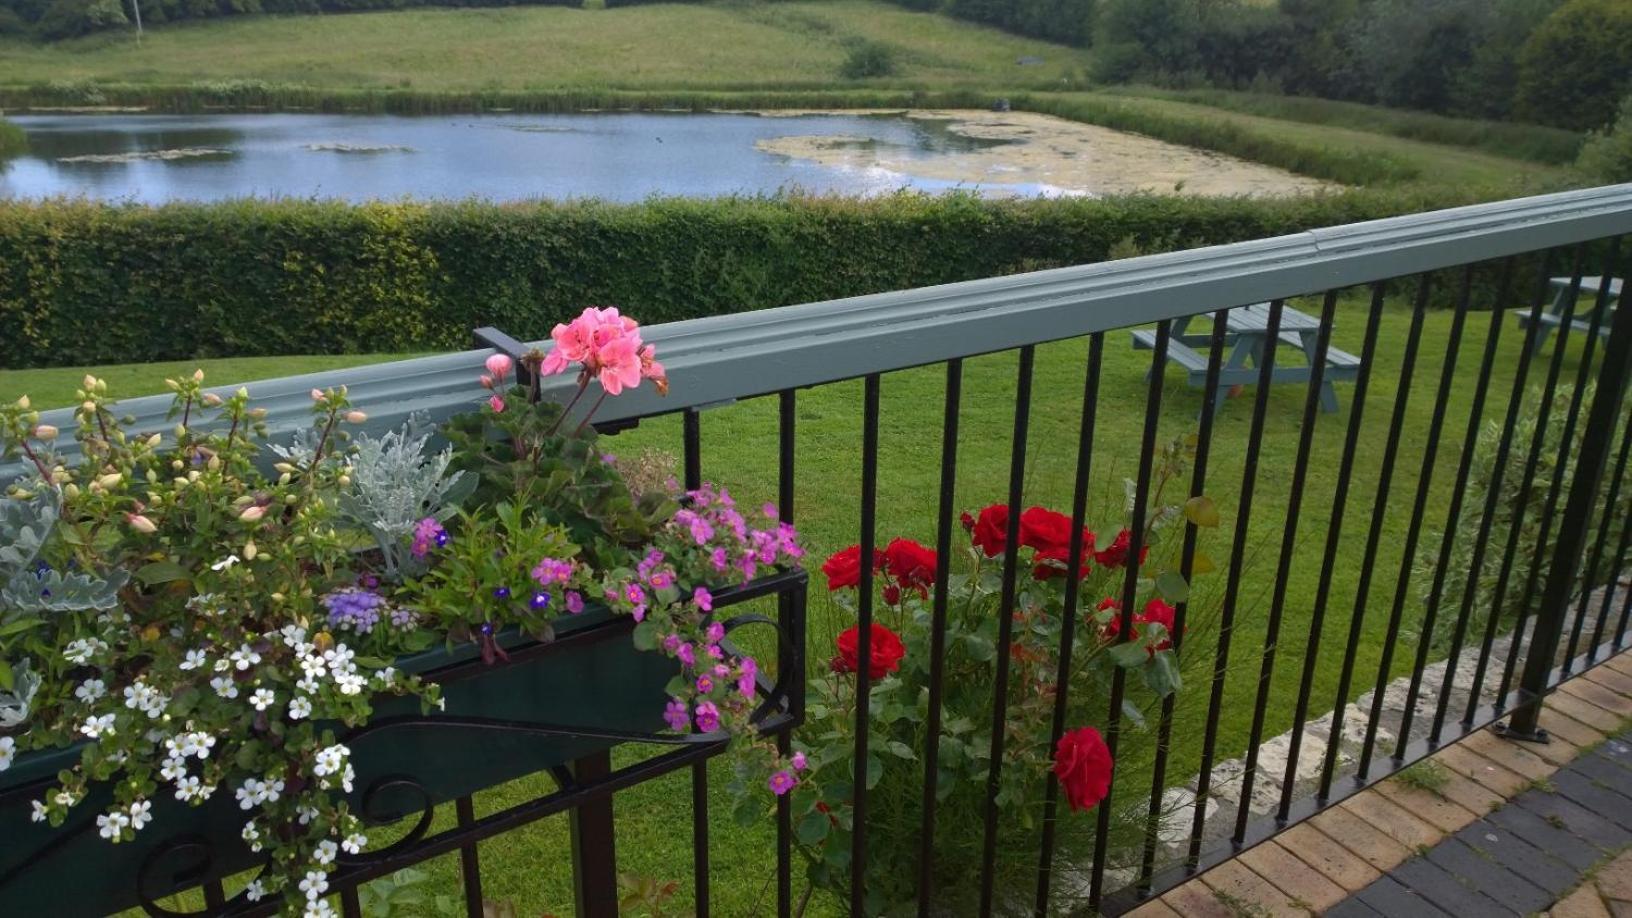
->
[1128, 651, 1632, 917]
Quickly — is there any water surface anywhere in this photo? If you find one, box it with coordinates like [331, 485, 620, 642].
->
[1, 111, 1067, 203]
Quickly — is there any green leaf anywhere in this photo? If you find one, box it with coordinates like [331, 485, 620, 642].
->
[0, 659, 11, 692]
[1155, 571, 1190, 603]
[1108, 641, 1150, 669]
[1145, 650, 1183, 697]
[865, 755, 883, 790]
[1184, 496, 1221, 528]
[796, 810, 830, 844]
[134, 560, 189, 586]
[0, 618, 42, 639]
[886, 740, 915, 760]
[631, 620, 658, 651]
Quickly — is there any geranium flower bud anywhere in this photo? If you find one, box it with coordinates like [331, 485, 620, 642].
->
[32, 424, 58, 441]
[82, 401, 96, 413]
[236, 387, 249, 399]
[311, 388, 325, 402]
[51, 468, 70, 484]
[248, 408, 268, 420]
[479, 374, 495, 390]
[146, 434, 162, 449]
[83, 375, 97, 390]
[62, 483, 79, 499]
[207, 456, 221, 471]
[173, 425, 187, 440]
[239, 505, 266, 523]
[488, 395, 506, 413]
[192, 369, 205, 383]
[126, 513, 158, 533]
[97, 472, 123, 489]
[344, 411, 367, 424]
[485, 354, 514, 381]
[338, 474, 352, 488]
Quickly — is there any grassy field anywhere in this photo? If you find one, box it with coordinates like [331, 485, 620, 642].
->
[1108, 86, 1587, 166]
[4, 287, 1608, 914]
[0, 1, 1087, 91]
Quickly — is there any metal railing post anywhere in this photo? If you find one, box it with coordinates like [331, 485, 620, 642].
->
[1501, 282, 1632, 741]
[569, 751, 621, 918]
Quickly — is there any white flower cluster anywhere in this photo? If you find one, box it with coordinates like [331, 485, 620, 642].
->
[235, 777, 285, 810]
[179, 649, 208, 671]
[311, 743, 355, 792]
[79, 713, 116, 739]
[0, 736, 13, 772]
[225, 644, 262, 672]
[63, 637, 109, 665]
[94, 801, 151, 842]
[122, 680, 169, 719]
[291, 641, 367, 696]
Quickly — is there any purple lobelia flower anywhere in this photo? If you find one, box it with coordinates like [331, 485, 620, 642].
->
[322, 587, 387, 633]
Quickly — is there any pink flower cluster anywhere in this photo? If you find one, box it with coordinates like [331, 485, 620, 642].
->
[540, 307, 668, 397]
[671, 486, 803, 582]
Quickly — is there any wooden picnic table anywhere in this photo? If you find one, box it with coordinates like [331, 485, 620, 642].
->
[1131, 303, 1361, 417]
[1517, 276, 1620, 355]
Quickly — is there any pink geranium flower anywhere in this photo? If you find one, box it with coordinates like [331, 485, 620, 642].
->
[485, 354, 514, 382]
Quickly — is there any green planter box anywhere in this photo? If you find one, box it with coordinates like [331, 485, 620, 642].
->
[0, 606, 676, 916]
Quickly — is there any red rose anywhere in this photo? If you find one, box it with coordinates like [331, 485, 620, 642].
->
[969, 505, 1010, 557]
[1018, 506, 1073, 552]
[959, 510, 976, 532]
[880, 537, 938, 597]
[1139, 598, 1178, 653]
[822, 545, 880, 592]
[1093, 529, 1148, 570]
[833, 623, 906, 679]
[1094, 597, 1124, 642]
[1053, 726, 1113, 812]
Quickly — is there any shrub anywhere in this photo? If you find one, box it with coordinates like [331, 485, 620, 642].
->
[0, 190, 1471, 369]
[33, 0, 126, 39]
[839, 40, 898, 80]
[0, 117, 24, 158]
[1577, 95, 1632, 183]
[1516, 0, 1632, 131]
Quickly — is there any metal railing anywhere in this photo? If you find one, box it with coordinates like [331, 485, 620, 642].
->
[13, 183, 1632, 916]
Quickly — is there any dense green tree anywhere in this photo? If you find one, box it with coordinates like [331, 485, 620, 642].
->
[1577, 95, 1632, 182]
[34, 0, 126, 38]
[1516, 0, 1632, 130]
[1092, 0, 1203, 83]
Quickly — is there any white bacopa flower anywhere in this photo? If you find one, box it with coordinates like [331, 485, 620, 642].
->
[288, 696, 313, 720]
[52, 790, 77, 809]
[296, 675, 321, 695]
[312, 744, 349, 777]
[374, 665, 397, 685]
[249, 688, 276, 712]
[30, 800, 47, 823]
[159, 757, 188, 783]
[74, 679, 107, 703]
[80, 713, 116, 738]
[298, 870, 329, 902]
[179, 650, 208, 671]
[305, 901, 335, 918]
[280, 624, 308, 647]
[0, 736, 14, 772]
[264, 779, 284, 804]
[241, 820, 260, 844]
[335, 673, 366, 696]
[341, 764, 355, 794]
[210, 676, 239, 700]
[236, 779, 264, 811]
[297, 805, 318, 825]
[127, 800, 152, 831]
[96, 810, 130, 841]
[341, 833, 367, 855]
[174, 776, 202, 801]
[63, 638, 107, 665]
[314, 839, 338, 865]
[244, 880, 266, 902]
[209, 554, 240, 572]
[229, 644, 261, 671]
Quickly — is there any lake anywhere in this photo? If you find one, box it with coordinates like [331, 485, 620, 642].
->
[0, 110, 1332, 203]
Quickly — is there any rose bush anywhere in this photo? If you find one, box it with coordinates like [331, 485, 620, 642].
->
[0, 308, 803, 916]
[767, 434, 1216, 915]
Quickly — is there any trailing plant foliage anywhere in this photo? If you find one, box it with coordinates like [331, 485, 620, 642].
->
[0, 188, 1481, 369]
[1414, 383, 1632, 652]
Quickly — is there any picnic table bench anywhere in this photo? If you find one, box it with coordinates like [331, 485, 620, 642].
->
[1131, 303, 1361, 417]
[1517, 276, 1620, 355]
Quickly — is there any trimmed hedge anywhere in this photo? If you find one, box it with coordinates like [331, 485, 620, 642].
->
[0, 190, 1476, 368]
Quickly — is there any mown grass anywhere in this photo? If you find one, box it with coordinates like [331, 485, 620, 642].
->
[1108, 86, 1588, 166]
[0, 1, 1088, 92]
[4, 286, 1609, 914]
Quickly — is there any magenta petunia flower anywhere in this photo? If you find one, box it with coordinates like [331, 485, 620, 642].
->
[693, 587, 713, 611]
[694, 702, 720, 733]
[768, 770, 796, 796]
[664, 698, 690, 732]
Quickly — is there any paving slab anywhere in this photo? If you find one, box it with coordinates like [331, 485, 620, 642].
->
[1422, 834, 1542, 914]
[1482, 798, 1612, 871]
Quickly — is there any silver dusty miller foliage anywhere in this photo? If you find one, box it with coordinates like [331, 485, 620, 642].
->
[339, 417, 470, 576]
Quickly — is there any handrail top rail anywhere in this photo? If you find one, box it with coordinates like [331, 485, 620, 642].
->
[11, 182, 1632, 476]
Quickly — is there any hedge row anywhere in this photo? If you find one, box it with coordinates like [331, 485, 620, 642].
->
[0, 190, 1479, 368]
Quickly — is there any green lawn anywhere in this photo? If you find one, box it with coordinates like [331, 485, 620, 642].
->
[0, 1, 1088, 91]
[5, 289, 1601, 914]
